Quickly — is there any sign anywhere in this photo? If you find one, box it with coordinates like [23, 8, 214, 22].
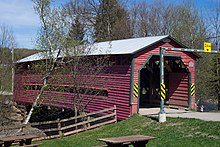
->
[160, 83, 166, 100]
[204, 42, 211, 52]
[191, 83, 195, 96]
[189, 61, 194, 68]
[133, 83, 138, 97]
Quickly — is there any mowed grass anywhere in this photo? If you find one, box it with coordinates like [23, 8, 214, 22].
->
[38, 114, 220, 147]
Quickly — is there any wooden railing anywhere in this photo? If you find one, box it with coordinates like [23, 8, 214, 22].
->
[31, 105, 117, 140]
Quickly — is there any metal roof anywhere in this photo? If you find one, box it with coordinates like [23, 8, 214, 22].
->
[17, 35, 169, 63]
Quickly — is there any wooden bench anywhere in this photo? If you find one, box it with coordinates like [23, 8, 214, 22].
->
[97, 135, 156, 147]
[0, 134, 38, 147]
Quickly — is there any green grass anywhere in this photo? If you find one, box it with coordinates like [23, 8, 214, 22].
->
[38, 114, 220, 147]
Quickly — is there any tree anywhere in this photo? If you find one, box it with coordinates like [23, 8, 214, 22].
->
[0, 25, 15, 93]
[22, 0, 111, 125]
[202, 0, 220, 109]
[65, 0, 86, 44]
[130, 0, 207, 48]
[94, 0, 131, 42]
[59, 0, 111, 116]
[23, 0, 71, 124]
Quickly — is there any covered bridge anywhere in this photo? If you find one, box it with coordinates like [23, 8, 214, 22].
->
[14, 35, 199, 119]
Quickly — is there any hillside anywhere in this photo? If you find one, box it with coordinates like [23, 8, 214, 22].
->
[40, 114, 220, 147]
[0, 48, 41, 91]
[14, 48, 41, 62]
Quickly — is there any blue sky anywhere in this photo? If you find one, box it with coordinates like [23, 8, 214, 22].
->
[0, 0, 217, 49]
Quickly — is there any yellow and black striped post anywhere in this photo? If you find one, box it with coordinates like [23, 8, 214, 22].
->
[133, 83, 138, 97]
[160, 83, 166, 100]
[191, 83, 195, 96]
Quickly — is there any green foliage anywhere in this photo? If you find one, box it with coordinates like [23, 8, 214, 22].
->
[94, 0, 131, 42]
[196, 53, 220, 106]
[67, 18, 85, 45]
[0, 48, 40, 91]
[39, 115, 220, 147]
[14, 48, 41, 61]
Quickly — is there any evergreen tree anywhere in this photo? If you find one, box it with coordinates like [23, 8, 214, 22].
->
[66, 0, 86, 45]
[68, 16, 85, 45]
[94, 0, 131, 42]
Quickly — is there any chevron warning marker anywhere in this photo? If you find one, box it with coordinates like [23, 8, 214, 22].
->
[133, 83, 138, 97]
[160, 83, 166, 100]
[191, 83, 195, 96]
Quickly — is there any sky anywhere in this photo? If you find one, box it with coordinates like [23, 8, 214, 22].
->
[0, 0, 217, 49]
[0, 0, 69, 49]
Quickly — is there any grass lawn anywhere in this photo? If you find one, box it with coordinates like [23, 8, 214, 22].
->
[38, 114, 220, 147]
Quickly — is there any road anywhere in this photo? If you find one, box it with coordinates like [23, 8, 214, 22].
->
[139, 108, 220, 122]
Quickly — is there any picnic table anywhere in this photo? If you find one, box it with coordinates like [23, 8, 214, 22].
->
[0, 134, 38, 147]
[97, 135, 156, 147]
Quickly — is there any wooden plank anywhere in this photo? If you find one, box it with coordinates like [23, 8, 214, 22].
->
[31, 106, 115, 126]
[97, 135, 156, 144]
[88, 119, 116, 130]
[61, 113, 115, 130]
[58, 107, 115, 123]
[42, 127, 59, 132]
[63, 128, 85, 136]
[31, 119, 60, 126]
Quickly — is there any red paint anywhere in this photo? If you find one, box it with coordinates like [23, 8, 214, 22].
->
[14, 37, 199, 120]
[14, 56, 131, 120]
[132, 40, 198, 110]
[169, 73, 188, 107]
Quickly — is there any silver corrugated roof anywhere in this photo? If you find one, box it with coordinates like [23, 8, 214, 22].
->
[17, 35, 169, 63]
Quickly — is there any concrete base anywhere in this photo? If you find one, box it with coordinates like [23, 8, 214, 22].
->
[158, 113, 166, 123]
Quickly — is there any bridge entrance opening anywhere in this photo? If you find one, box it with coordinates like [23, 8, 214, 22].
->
[139, 55, 188, 108]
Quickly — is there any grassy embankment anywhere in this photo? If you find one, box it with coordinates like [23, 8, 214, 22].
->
[39, 114, 220, 147]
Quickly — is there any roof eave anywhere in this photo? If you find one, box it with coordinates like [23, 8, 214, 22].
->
[131, 35, 201, 59]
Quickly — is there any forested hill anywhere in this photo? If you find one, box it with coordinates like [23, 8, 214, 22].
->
[0, 48, 41, 64]
[14, 48, 41, 62]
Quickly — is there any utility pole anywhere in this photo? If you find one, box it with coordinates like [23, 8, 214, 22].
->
[11, 36, 15, 95]
[217, 38, 220, 110]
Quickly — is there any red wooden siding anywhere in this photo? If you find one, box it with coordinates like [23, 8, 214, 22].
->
[132, 40, 197, 110]
[14, 37, 198, 120]
[168, 73, 189, 107]
[14, 56, 132, 120]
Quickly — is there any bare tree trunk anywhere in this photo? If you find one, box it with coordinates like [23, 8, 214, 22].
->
[23, 78, 47, 124]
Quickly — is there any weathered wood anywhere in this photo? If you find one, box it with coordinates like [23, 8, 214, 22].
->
[41, 127, 59, 132]
[30, 106, 117, 140]
[87, 116, 91, 129]
[31, 119, 60, 126]
[31, 106, 116, 126]
[61, 113, 115, 131]
[97, 135, 156, 147]
[57, 118, 62, 137]
[60, 107, 115, 123]
[88, 119, 116, 130]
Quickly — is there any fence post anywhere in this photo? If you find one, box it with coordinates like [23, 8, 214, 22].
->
[113, 105, 117, 123]
[87, 116, 90, 129]
[57, 118, 62, 137]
